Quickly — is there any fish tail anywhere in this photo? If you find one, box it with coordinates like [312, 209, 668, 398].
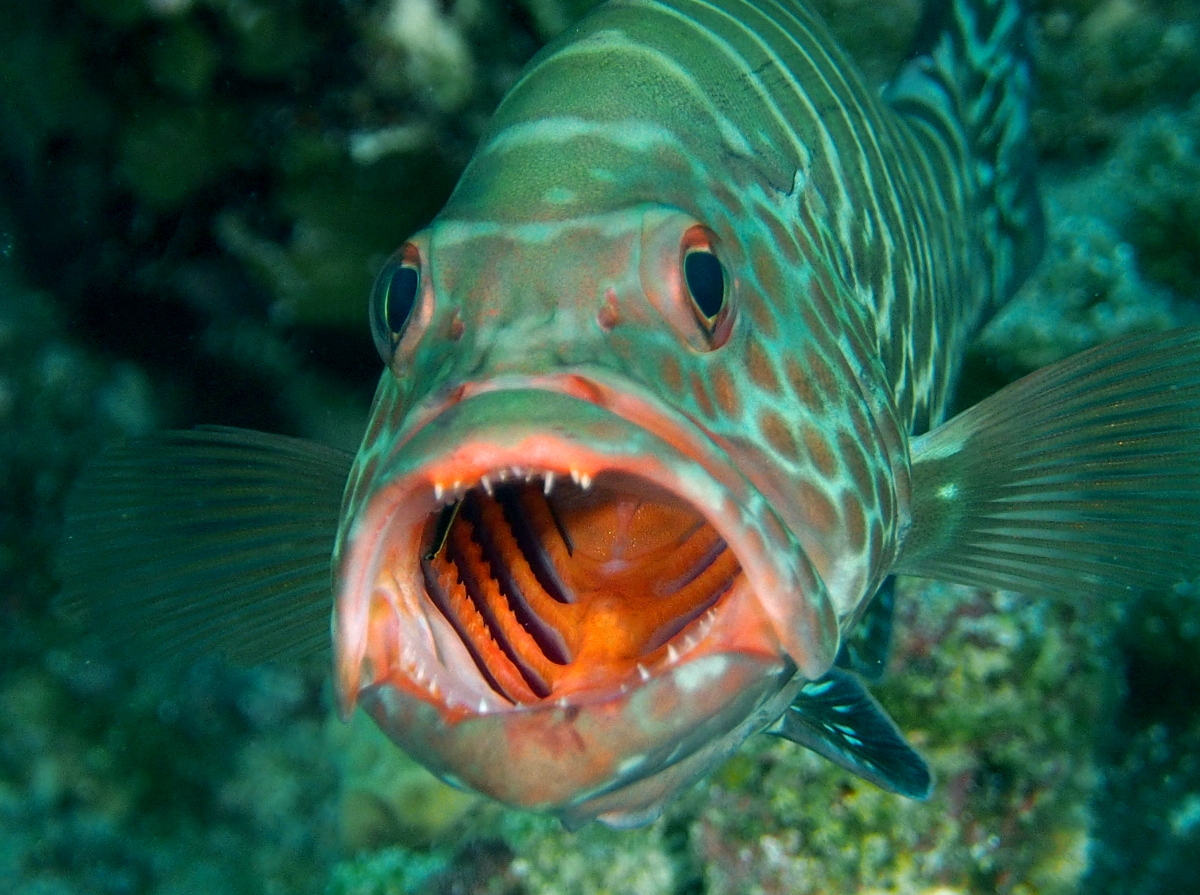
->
[898, 329, 1200, 602]
[886, 0, 1043, 308]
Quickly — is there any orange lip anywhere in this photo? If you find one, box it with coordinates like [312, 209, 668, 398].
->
[332, 382, 840, 819]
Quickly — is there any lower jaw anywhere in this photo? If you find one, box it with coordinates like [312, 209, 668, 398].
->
[358, 644, 793, 817]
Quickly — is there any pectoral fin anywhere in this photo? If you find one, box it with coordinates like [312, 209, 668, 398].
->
[58, 426, 353, 665]
[898, 328, 1200, 601]
[835, 575, 895, 682]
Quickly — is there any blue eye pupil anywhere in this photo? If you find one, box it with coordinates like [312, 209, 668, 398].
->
[684, 250, 725, 321]
[386, 265, 419, 336]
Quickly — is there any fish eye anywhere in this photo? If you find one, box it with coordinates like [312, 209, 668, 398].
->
[370, 243, 423, 365]
[683, 248, 725, 324]
[678, 224, 731, 345]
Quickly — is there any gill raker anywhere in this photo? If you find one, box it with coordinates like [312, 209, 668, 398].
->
[60, 0, 1200, 829]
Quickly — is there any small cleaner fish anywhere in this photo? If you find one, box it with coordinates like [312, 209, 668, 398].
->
[61, 0, 1200, 829]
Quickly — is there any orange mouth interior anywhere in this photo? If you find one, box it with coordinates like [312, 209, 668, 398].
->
[419, 475, 741, 703]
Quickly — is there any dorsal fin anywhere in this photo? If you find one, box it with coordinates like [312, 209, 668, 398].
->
[885, 0, 1043, 310]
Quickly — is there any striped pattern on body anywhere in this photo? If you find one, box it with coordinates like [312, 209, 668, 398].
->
[445, 0, 1008, 433]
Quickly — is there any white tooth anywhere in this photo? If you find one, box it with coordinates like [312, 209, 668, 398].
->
[524, 471, 534, 483]
[666, 643, 679, 663]
[481, 475, 493, 496]
[478, 698, 489, 714]
[556, 696, 570, 709]
[543, 472, 555, 495]
[580, 473, 592, 490]
[637, 664, 650, 681]
[570, 468, 581, 485]
[451, 479, 462, 494]
[433, 482, 444, 501]
[497, 469, 509, 482]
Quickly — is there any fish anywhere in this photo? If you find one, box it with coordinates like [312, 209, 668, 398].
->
[59, 0, 1200, 830]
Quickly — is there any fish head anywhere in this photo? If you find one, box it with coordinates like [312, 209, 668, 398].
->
[331, 195, 893, 826]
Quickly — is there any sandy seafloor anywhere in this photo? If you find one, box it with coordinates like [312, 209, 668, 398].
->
[2, 0, 1199, 893]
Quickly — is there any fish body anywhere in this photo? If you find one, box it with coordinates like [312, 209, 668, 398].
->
[61, 0, 1200, 830]
[329, 0, 1036, 825]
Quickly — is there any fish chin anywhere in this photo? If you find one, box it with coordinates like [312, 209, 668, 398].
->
[334, 386, 835, 820]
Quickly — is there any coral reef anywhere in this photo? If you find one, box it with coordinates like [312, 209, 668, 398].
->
[1, 0, 1198, 893]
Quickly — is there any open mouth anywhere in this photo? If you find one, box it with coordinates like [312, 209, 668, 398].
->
[336, 385, 830, 726]
[417, 471, 743, 705]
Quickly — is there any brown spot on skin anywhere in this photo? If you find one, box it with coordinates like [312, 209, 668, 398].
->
[363, 404, 387, 448]
[801, 306, 827, 344]
[808, 266, 844, 333]
[807, 350, 840, 408]
[849, 404, 879, 464]
[763, 213, 800, 265]
[803, 429, 838, 479]
[798, 481, 839, 537]
[837, 430, 875, 511]
[785, 355, 826, 417]
[746, 338, 781, 394]
[597, 289, 621, 331]
[690, 371, 716, 419]
[746, 291, 779, 342]
[347, 454, 379, 519]
[711, 368, 741, 418]
[760, 410, 797, 462]
[712, 183, 740, 213]
[843, 493, 867, 554]
[874, 467, 894, 523]
[867, 519, 885, 576]
[659, 353, 684, 397]
[760, 511, 787, 552]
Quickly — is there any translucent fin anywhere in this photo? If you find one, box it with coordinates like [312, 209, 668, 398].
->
[899, 329, 1200, 600]
[835, 575, 895, 682]
[58, 426, 353, 664]
[766, 668, 933, 799]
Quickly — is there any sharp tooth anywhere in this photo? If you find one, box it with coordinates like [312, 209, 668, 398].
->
[580, 473, 592, 490]
[543, 471, 555, 495]
[524, 471, 534, 483]
[570, 468, 581, 485]
[478, 698, 489, 714]
[481, 475, 493, 496]
[497, 469, 509, 482]
[666, 643, 679, 663]
[451, 479, 462, 494]
[433, 482, 444, 501]
[637, 664, 650, 681]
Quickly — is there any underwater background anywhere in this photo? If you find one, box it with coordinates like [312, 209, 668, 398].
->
[1, 0, 1199, 892]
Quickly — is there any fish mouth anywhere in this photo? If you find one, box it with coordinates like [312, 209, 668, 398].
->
[415, 468, 739, 706]
[334, 385, 837, 809]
